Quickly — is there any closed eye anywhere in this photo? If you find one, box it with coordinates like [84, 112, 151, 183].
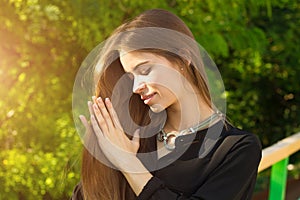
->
[139, 66, 151, 75]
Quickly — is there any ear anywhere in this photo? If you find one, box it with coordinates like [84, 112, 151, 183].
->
[178, 48, 192, 66]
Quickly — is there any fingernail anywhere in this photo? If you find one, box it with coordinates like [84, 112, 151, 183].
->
[92, 96, 96, 102]
[105, 98, 112, 106]
[97, 97, 102, 102]
[79, 115, 84, 122]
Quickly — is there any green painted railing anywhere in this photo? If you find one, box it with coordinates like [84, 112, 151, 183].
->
[258, 132, 300, 200]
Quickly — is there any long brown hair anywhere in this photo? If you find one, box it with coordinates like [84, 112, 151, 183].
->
[81, 9, 212, 199]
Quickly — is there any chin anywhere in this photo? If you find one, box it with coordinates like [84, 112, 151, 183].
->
[149, 104, 165, 113]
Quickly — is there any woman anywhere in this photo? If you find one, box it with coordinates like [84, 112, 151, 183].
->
[71, 9, 261, 200]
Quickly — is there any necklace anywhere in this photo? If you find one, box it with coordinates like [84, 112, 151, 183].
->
[157, 111, 224, 150]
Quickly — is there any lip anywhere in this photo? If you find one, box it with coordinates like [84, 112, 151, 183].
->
[141, 93, 156, 104]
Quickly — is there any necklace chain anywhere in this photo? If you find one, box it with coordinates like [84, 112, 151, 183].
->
[157, 111, 224, 150]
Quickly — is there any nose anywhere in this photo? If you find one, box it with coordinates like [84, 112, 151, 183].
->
[132, 75, 146, 94]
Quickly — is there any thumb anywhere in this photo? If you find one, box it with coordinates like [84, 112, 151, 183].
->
[79, 115, 92, 133]
[132, 128, 140, 144]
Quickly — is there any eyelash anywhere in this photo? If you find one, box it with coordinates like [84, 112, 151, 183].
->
[140, 67, 151, 75]
[126, 67, 151, 80]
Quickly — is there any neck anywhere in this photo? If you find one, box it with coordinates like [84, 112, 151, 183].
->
[164, 95, 214, 133]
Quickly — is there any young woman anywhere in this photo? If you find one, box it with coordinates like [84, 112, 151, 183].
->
[71, 9, 262, 200]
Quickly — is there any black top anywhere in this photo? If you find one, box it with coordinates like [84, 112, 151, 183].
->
[70, 121, 262, 200]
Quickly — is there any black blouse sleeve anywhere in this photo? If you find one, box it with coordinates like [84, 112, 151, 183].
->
[137, 134, 262, 200]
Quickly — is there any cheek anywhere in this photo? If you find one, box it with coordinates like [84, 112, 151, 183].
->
[148, 69, 183, 92]
[144, 74, 159, 84]
[161, 87, 175, 97]
[155, 85, 177, 105]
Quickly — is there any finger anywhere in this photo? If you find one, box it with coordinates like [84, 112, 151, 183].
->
[92, 96, 97, 104]
[87, 101, 94, 115]
[90, 114, 105, 140]
[96, 97, 115, 130]
[132, 129, 140, 144]
[79, 115, 93, 136]
[79, 115, 89, 129]
[104, 97, 123, 130]
[92, 102, 109, 134]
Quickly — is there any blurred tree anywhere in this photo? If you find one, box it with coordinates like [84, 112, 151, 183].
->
[0, 0, 299, 198]
[218, 1, 300, 145]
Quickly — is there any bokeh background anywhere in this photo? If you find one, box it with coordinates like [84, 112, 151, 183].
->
[0, 0, 299, 199]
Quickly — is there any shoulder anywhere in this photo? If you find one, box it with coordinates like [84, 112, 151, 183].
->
[225, 125, 261, 148]
[220, 124, 262, 159]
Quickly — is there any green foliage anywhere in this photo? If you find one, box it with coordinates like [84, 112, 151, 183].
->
[221, 1, 300, 146]
[0, 147, 80, 199]
[0, 0, 299, 198]
[0, 112, 81, 199]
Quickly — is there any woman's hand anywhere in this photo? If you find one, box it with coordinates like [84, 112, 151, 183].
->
[80, 96, 153, 194]
[80, 96, 141, 172]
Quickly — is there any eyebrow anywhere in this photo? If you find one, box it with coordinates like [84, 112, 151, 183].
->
[132, 61, 150, 72]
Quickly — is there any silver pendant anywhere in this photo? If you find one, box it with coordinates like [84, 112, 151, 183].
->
[164, 132, 177, 150]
